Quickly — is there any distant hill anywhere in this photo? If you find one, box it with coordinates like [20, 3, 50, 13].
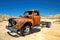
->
[0, 14, 60, 22]
[41, 14, 60, 19]
[0, 14, 18, 22]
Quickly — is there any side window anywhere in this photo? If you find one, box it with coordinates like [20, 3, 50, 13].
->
[34, 12, 39, 16]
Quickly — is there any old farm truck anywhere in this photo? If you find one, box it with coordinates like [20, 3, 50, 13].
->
[8, 10, 51, 36]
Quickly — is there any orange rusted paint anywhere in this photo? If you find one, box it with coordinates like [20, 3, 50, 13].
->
[12, 10, 40, 29]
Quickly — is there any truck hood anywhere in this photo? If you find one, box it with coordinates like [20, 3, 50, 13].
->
[14, 17, 32, 23]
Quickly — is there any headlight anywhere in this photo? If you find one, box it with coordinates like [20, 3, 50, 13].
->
[8, 18, 17, 26]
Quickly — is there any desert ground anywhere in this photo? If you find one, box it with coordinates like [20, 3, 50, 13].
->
[0, 19, 60, 40]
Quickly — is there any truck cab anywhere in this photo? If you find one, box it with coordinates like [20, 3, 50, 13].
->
[23, 10, 40, 26]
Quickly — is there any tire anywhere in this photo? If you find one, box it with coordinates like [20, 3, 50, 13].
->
[40, 21, 46, 27]
[20, 24, 31, 36]
[45, 22, 51, 28]
[40, 21, 51, 28]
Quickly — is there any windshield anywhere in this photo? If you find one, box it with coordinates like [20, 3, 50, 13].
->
[24, 11, 32, 16]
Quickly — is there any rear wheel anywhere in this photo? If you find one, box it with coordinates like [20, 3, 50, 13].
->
[20, 24, 31, 36]
[45, 22, 51, 28]
[40, 21, 51, 28]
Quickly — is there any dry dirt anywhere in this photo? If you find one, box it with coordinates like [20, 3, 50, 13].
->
[0, 19, 60, 40]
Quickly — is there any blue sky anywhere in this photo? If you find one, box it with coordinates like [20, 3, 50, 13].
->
[0, 0, 60, 16]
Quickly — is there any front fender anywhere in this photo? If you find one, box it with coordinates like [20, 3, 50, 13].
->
[14, 19, 28, 29]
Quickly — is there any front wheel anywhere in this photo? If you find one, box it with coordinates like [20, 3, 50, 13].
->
[20, 24, 31, 36]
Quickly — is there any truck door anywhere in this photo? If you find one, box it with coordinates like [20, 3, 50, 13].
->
[33, 11, 40, 25]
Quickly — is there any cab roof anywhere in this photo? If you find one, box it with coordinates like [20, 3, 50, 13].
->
[26, 10, 39, 12]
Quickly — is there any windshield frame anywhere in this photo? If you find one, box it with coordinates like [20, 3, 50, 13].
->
[24, 11, 32, 16]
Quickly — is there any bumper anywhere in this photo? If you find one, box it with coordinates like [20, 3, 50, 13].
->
[7, 26, 18, 32]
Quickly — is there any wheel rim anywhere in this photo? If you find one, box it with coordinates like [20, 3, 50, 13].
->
[24, 26, 30, 35]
